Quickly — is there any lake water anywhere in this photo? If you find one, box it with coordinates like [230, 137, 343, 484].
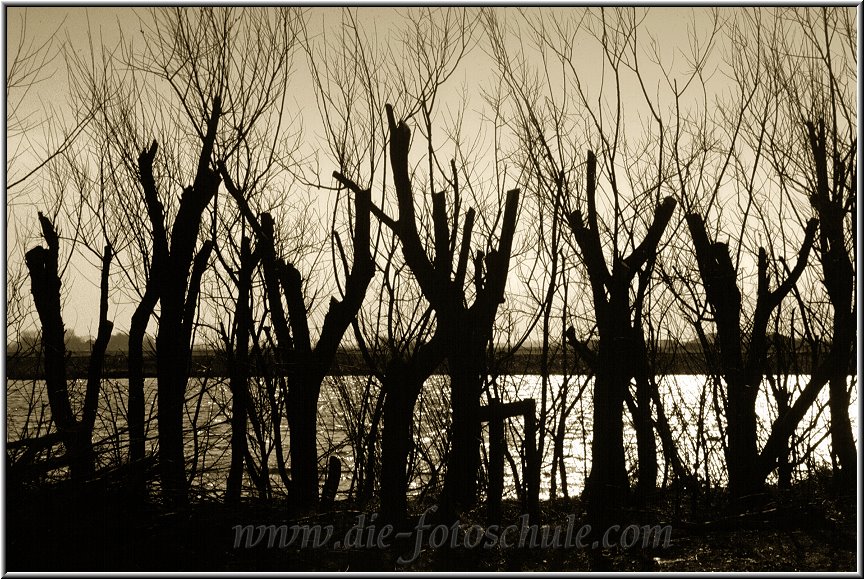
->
[5, 374, 857, 501]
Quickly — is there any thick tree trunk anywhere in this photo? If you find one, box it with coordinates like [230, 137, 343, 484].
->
[148, 97, 221, 509]
[567, 151, 676, 535]
[277, 262, 320, 511]
[729, 383, 761, 500]
[686, 212, 759, 500]
[156, 239, 215, 508]
[584, 278, 632, 530]
[286, 371, 322, 509]
[25, 215, 112, 483]
[805, 119, 856, 494]
[380, 366, 423, 525]
[687, 211, 817, 502]
[827, 309, 856, 494]
[380, 332, 445, 525]
[25, 216, 82, 478]
[155, 311, 190, 507]
[442, 335, 485, 511]
[222, 169, 373, 513]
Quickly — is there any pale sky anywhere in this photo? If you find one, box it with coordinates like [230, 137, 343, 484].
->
[4, 6, 845, 342]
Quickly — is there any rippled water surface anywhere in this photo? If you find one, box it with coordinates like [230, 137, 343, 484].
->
[6, 374, 856, 500]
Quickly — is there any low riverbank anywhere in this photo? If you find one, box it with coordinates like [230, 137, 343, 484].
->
[5, 343, 836, 379]
[5, 470, 856, 571]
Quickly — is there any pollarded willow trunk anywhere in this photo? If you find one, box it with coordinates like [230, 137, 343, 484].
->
[156, 238, 214, 508]
[138, 96, 222, 508]
[25, 213, 114, 483]
[376, 104, 521, 517]
[584, 270, 636, 526]
[127, 135, 173, 498]
[443, 210, 522, 515]
[566, 150, 676, 534]
[285, 368, 321, 509]
[826, 308, 856, 492]
[220, 165, 374, 512]
[380, 363, 420, 525]
[686, 212, 817, 502]
[805, 119, 857, 494]
[685, 213, 756, 500]
[442, 316, 488, 510]
[379, 333, 446, 526]
[631, 262, 659, 505]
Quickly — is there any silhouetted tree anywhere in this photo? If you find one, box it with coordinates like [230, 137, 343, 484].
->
[224, 235, 259, 503]
[686, 212, 818, 500]
[24, 212, 113, 482]
[220, 164, 374, 512]
[379, 326, 446, 524]
[483, 10, 695, 540]
[65, 7, 305, 504]
[373, 102, 521, 515]
[568, 151, 676, 528]
[303, 8, 486, 521]
[139, 101, 221, 508]
[710, 7, 856, 495]
[803, 118, 856, 493]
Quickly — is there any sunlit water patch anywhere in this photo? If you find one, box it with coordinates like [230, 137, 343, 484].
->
[6, 373, 856, 501]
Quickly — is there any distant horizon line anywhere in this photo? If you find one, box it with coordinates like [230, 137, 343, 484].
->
[7, 328, 819, 354]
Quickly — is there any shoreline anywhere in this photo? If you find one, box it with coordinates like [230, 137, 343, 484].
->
[5, 347, 838, 380]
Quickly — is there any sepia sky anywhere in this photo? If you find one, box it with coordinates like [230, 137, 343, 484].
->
[4, 6, 852, 341]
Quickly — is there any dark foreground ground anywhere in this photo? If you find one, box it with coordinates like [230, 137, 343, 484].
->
[5, 471, 857, 572]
